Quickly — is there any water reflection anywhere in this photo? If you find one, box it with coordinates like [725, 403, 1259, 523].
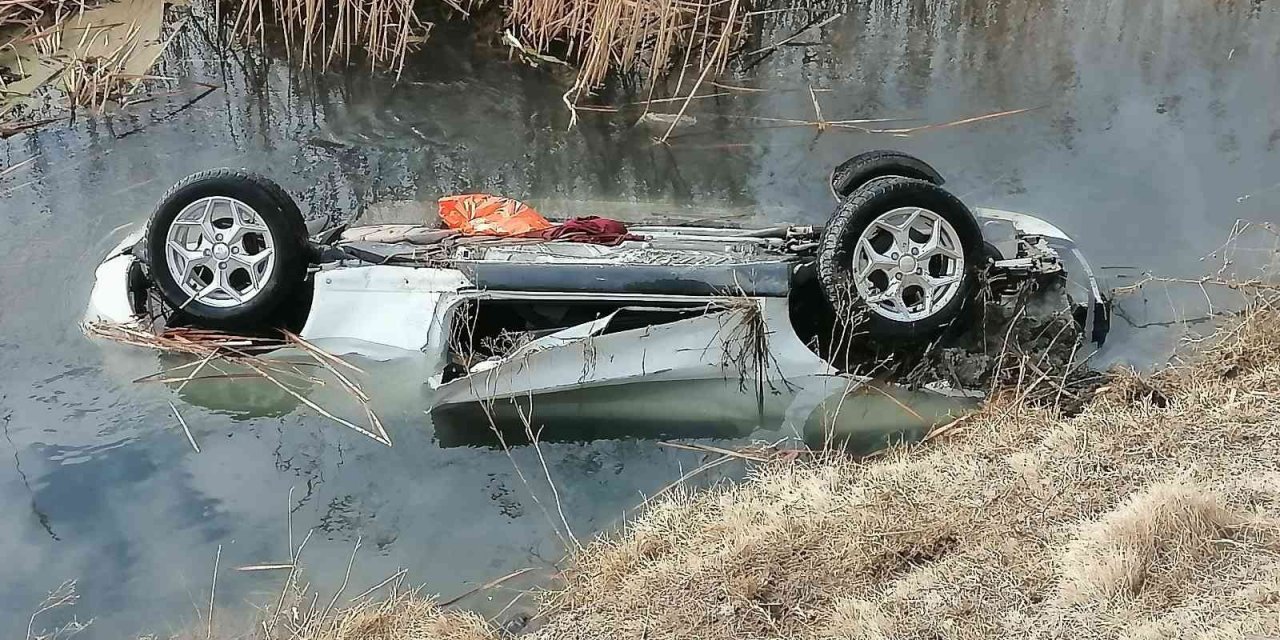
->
[433, 379, 968, 453]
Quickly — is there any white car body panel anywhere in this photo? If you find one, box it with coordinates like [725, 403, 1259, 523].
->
[85, 230, 145, 326]
[86, 253, 138, 325]
[300, 265, 470, 355]
[431, 298, 838, 406]
[973, 207, 1073, 242]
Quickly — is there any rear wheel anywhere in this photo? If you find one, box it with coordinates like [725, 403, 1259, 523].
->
[818, 176, 983, 340]
[145, 169, 309, 328]
[829, 149, 945, 200]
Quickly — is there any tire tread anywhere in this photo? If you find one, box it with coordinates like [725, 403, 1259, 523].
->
[818, 175, 981, 340]
[830, 150, 945, 199]
[143, 169, 309, 328]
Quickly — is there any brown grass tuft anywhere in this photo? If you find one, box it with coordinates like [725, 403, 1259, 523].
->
[296, 592, 494, 640]
[1058, 484, 1239, 604]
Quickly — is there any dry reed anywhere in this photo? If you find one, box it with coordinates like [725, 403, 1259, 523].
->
[226, 0, 430, 76]
[25, 580, 89, 640]
[222, 0, 748, 105]
[4, 0, 183, 118]
[39, 18, 176, 113]
[84, 322, 392, 446]
[0, 0, 87, 35]
[505, 0, 748, 105]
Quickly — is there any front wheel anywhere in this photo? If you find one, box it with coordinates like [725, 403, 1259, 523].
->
[818, 176, 983, 340]
[144, 169, 310, 328]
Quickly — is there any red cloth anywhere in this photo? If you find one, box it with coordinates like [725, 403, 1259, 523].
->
[525, 216, 640, 246]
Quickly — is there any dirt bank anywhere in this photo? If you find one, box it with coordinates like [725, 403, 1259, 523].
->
[218, 306, 1280, 640]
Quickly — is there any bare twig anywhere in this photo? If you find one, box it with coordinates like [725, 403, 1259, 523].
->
[515, 400, 581, 550]
[639, 454, 735, 509]
[236, 563, 295, 572]
[207, 544, 221, 640]
[320, 536, 361, 622]
[168, 402, 200, 453]
[657, 440, 770, 462]
[438, 567, 537, 608]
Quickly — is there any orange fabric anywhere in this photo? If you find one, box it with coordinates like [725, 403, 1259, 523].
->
[437, 194, 552, 236]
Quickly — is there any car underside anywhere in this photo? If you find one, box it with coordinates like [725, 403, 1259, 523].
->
[86, 151, 1110, 437]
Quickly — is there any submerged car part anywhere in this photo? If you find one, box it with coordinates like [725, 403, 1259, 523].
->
[87, 151, 1110, 434]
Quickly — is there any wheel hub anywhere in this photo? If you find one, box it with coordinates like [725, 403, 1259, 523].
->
[849, 206, 965, 322]
[164, 196, 276, 308]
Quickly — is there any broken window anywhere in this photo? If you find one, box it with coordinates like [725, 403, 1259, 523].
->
[442, 298, 717, 384]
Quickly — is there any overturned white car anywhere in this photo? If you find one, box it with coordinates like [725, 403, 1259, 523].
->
[87, 151, 1108, 437]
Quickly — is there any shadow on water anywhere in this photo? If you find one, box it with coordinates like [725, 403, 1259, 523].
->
[2, 0, 1280, 636]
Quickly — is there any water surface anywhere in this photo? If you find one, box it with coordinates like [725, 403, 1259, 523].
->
[3, 0, 1279, 635]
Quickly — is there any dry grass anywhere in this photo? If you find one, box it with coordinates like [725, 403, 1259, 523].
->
[504, 0, 747, 103]
[34, 15, 171, 112]
[529, 305, 1280, 639]
[223, 0, 747, 102]
[227, 0, 430, 75]
[145, 573, 496, 640]
[0, 0, 88, 35]
[3, 0, 179, 119]
[269, 590, 494, 640]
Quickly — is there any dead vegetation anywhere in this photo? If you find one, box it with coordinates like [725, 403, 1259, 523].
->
[0, 0, 88, 36]
[529, 304, 1280, 639]
[248, 574, 494, 640]
[35, 10, 177, 112]
[904, 277, 1100, 410]
[293, 594, 493, 640]
[162, 553, 497, 640]
[84, 322, 392, 446]
[2, 0, 180, 122]
[222, 0, 748, 102]
[25, 580, 90, 640]
[226, 0, 431, 76]
[504, 0, 746, 106]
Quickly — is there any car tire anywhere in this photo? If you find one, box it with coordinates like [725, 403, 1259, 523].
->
[818, 176, 983, 340]
[144, 169, 309, 328]
[829, 149, 945, 200]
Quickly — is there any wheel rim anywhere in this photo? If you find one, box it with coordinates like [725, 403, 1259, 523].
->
[849, 206, 965, 322]
[164, 196, 276, 308]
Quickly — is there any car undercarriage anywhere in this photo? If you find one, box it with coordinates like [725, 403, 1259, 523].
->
[86, 151, 1110, 437]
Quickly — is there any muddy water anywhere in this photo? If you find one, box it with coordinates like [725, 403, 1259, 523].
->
[2, 0, 1279, 636]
